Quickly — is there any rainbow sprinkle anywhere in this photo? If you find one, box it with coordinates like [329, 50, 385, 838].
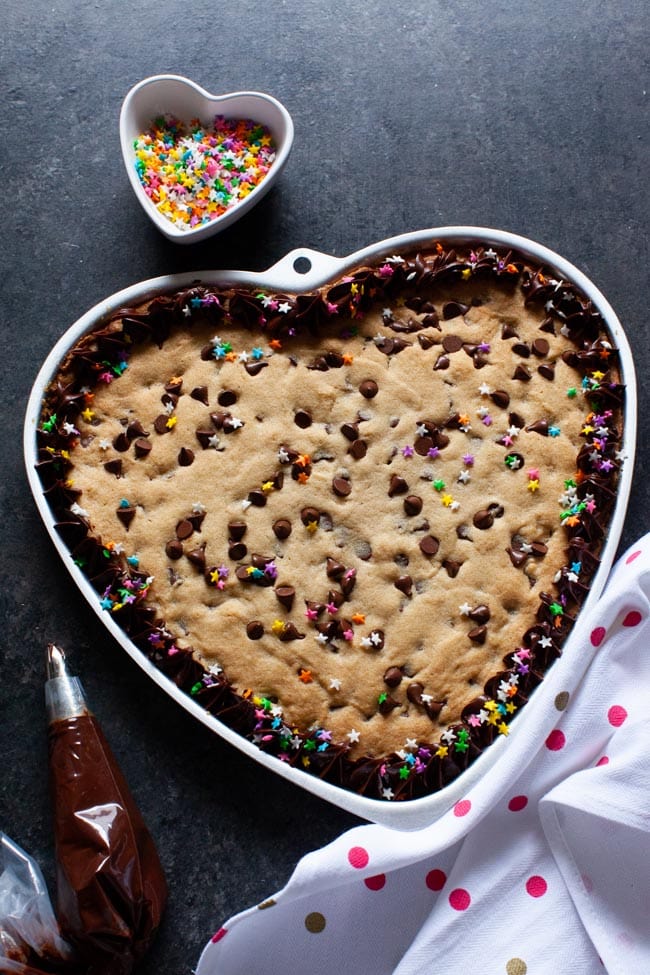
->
[133, 115, 277, 230]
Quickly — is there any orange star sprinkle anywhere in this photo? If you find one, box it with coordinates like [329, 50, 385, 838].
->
[351, 613, 366, 625]
[297, 472, 310, 484]
[298, 668, 313, 684]
[269, 338, 282, 350]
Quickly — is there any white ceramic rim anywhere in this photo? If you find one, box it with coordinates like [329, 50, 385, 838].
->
[24, 227, 637, 828]
[119, 74, 295, 244]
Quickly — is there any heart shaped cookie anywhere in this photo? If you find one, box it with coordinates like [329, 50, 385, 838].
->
[119, 75, 294, 243]
[31, 231, 630, 813]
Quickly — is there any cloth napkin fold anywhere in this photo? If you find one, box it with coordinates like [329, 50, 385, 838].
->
[197, 536, 650, 975]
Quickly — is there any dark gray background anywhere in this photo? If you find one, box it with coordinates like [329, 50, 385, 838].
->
[1, 2, 648, 972]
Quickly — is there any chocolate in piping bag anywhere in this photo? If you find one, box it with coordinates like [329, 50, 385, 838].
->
[45, 645, 167, 975]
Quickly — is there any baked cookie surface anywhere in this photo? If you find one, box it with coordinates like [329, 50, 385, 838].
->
[37, 243, 623, 800]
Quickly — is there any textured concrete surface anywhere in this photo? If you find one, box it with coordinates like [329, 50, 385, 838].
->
[1, 1, 648, 972]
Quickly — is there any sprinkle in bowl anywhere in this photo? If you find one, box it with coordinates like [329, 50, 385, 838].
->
[119, 74, 294, 244]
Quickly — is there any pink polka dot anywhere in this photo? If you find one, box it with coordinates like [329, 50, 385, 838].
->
[526, 875, 548, 898]
[508, 794, 529, 812]
[453, 799, 472, 817]
[348, 846, 369, 869]
[448, 888, 471, 911]
[596, 755, 610, 766]
[364, 873, 386, 891]
[545, 729, 566, 751]
[608, 705, 627, 727]
[590, 626, 606, 647]
[425, 868, 447, 891]
[626, 550, 642, 564]
[211, 927, 227, 943]
[623, 610, 642, 627]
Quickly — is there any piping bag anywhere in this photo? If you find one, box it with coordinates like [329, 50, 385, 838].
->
[45, 644, 168, 975]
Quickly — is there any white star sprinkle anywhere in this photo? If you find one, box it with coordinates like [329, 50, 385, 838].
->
[98, 439, 111, 450]
[459, 602, 472, 616]
[347, 729, 361, 743]
[277, 301, 292, 314]
[479, 383, 492, 396]
[458, 470, 471, 484]
[329, 678, 342, 691]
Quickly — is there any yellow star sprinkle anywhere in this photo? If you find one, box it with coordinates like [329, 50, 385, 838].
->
[461, 268, 472, 280]
[166, 415, 177, 429]
[527, 479, 540, 492]
[441, 494, 454, 507]
[591, 370, 605, 381]
[487, 711, 499, 726]
[81, 408, 94, 421]
[435, 745, 448, 759]
[271, 620, 285, 635]
[305, 520, 319, 533]
[261, 480, 275, 493]
[497, 722, 510, 736]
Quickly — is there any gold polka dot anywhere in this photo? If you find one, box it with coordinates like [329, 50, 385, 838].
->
[257, 898, 276, 910]
[305, 911, 326, 933]
[506, 959, 527, 975]
[554, 691, 570, 711]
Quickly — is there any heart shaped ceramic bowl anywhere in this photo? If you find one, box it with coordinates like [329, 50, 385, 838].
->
[119, 75, 294, 244]
[25, 228, 636, 828]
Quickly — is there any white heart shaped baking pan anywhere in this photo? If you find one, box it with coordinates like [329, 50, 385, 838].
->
[119, 74, 294, 243]
[24, 227, 636, 829]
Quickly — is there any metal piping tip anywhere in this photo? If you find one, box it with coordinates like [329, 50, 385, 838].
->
[46, 643, 68, 680]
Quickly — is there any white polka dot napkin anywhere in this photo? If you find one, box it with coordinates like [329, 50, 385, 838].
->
[196, 536, 650, 975]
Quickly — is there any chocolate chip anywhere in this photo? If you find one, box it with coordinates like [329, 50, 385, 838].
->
[488, 502, 505, 518]
[473, 509, 494, 530]
[404, 495, 423, 516]
[456, 524, 472, 540]
[513, 364, 532, 381]
[104, 459, 123, 476]
[442, 558, 462, 578]
[247, 489, 267, 507]
[490, 389, 510, 409]
[538, 362, 556, 380]
[406, 682, 424, 704]
[279, 623, 304, 642]
[325, 350, 345, 368]
[418, 333, 436, 349]
[165, 539, 183, 560]
[275, 585, 295, 610]
[388, 474, 409, 497]
[527, 419, 549, 435]
[507, 546, 528, 568]
[161, 392, 178, 410]
[512, 341, 531, 358]
[359, 379, 378, 399]
[468, 625, 487, 644]
[175, 519, 194, 540]
[235, 565, 251, 581]
[272, 518, 292, 539]
[215, 390, 237, 409]
[378, 694, 399, 715]
[294, 409, 313, 428]
[442, 301, 469, 320]
[165, 378, 183, 395]
[348, 439, 367, 459]
[116, 505, 136, 529]
[154, 414, 172, 434]
[191, 386, 209, 405]
[332, 476, 351, 497]
[383, 666, 403, 687]
[469, 604, 491, 624]
[178, 447, 195, 466]
[540, 316, 556, 334]
[185, 542, 205, 572]
[532, 541, 548, 556]
[133, 438, 152, 458]
[126, 420, 149, 440]
[394, 574, 413, 596]
[419, 535, 440, 556]
[228, 520, 247, 541]
[442, 334, 463, 353]
[326, 557, 346, 579]
[245, 361, 268, 376]
[340, 421, 360, 441]
[414, 436, 435, 456]
[228, 541, 247, 560]
[434, 354, 450, 370]
[501, 322, 519, 339]
[113, 432, 130, 452]
[300, 507, 320, 525]
[246, 620, 264, 640]
[532, 337, 550, 357]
